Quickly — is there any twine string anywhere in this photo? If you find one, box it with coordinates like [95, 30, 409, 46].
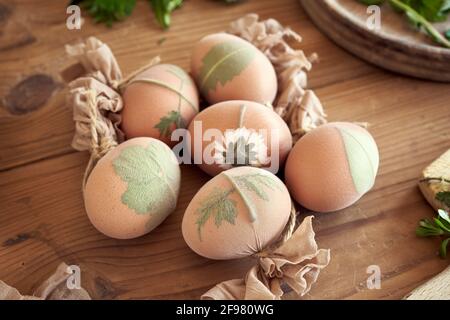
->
[115, 56, 161, 91]
[81, 89, 118, 190]
[253, 202, 297, 258]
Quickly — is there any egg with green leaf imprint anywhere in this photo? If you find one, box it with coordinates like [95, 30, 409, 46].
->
[187, 100, 292, 177]
[182, 166, 291, 260]
[285, 122, 379, 213]
[121, 64, 199, 147]
[84, 137, 181, 239]
[191, 33, 277, 105]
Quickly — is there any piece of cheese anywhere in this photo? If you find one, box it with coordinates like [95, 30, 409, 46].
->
[418, 149, 450, 212]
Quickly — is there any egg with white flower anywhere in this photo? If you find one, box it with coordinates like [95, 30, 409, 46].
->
[186, 100, 292, 176]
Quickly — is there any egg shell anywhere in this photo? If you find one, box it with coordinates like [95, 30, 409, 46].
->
[182, 166, 291, 260]
[191, 33, 277, 105]
[285, 122, 379, 212]
[84, 137, 181, 239]
[187, 100, 292, 176]
[121, 64, 199, 146]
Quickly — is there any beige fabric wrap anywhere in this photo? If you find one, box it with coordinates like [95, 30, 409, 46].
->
[202, 216, 330, 300]
[65, 37, 160, 186]
[0, 263, 90, 300]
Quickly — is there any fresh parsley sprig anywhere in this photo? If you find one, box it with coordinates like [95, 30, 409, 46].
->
[417, 208, 450, 258]
[390, 0, 450, 48]
[357, 0, 450, 48]
[150, 0, 183, 29]
[71, 0, 241, 29]
[71, 0, 137, 27]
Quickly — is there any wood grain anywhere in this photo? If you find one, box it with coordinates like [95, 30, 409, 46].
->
[0, 0, 449, 300]
[300, 0, 450, 82]
[0, 0, 376, 171]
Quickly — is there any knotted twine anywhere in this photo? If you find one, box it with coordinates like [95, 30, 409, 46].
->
[202, 207, 330, 300]
[64, 17, 330, 300]
[65, 37, 160, 188]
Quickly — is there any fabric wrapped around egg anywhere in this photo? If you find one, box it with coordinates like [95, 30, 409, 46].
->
[191, 33, 278, 105]
[182, 166, 291, 259]
[66, 37, 199, 151]
[187, 100, 292, 176]
[285, 122, 379, 212]
[182, 166, 330, 299]
[84, 137, 181, 239]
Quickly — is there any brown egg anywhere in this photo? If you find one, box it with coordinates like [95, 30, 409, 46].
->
[285, 122, 379, 212]
[84, 137, 181, 239]
[121, 64, 199, 146]
[186, 100, 292, 176]
[191, 33, 277, 105]
[182, 166, 291, 260]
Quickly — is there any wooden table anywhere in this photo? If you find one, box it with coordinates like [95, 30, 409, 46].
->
[0, 0, 449, 300]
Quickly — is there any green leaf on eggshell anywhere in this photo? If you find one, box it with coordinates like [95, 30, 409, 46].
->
[195, 172, 279, 240]
[153, 65, 192, 137]
[154, 110, 185, 137]
[233, 173, 280, 201]
[337, 126, 379, 195]
[196, 187, 236, 241]
[198, 40, 255, 95]
[113, 143, 178, 214]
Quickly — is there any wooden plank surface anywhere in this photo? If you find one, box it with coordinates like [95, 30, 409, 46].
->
[0, 0, 449, 300]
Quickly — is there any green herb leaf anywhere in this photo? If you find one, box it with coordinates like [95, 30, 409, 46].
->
[403, 0, 450, 22]
[434, 217, 450, 233]
[388, 0, 450, 48]
[416, 218, 445, 236]
[445, 29, 450, 40]
[72, 0, 137, 27]
[195, 187, 236, 240]
[113, 143, 177, 214]
[357, 0, 385, 5]
[198, 41, 256, 95]
[154, 110, 184, 137]
[436, 191, 450, 208]
[153, 65, 193, 138]
[149, 0, 183, 29]
[440, 237, 450, 258]
[357, 0, 450, 48]
[416, 203, 450, 258]
[195, 172, 280, 239]
[438, 209, 450, 223]
[233, 173, 279, 201]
